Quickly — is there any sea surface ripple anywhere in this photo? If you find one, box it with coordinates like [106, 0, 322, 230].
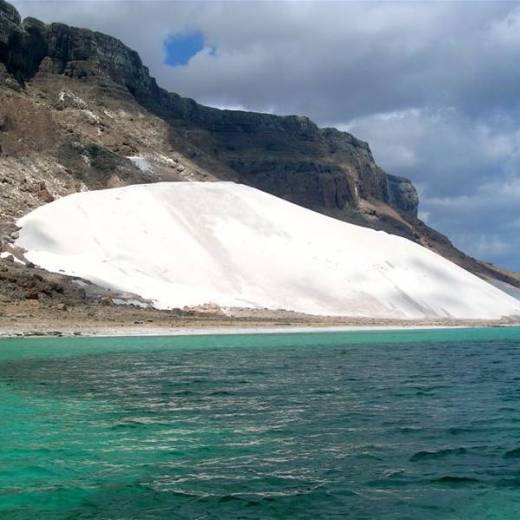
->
[1, 327, 520, 519]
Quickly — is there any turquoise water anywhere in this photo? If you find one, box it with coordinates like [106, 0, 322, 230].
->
[1, 327, 520, 519]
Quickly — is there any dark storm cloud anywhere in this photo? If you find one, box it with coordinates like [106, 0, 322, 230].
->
[12, 0, 520, 270]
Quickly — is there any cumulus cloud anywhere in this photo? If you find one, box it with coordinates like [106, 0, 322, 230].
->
[11, 0, 520, 270]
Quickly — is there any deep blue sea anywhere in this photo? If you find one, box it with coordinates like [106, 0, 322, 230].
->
[1, 327, 520, 519]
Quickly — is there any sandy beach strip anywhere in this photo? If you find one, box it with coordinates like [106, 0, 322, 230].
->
[1, 300, 518, 339]
[1, 320, 518, 339]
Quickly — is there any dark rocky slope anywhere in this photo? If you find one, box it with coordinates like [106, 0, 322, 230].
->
[0, 0, 518, 297]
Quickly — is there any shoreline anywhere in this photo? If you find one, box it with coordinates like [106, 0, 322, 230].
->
[0, 324, 462, 339]
[1, 321, 518, 340]
[1, 300, 518, 340]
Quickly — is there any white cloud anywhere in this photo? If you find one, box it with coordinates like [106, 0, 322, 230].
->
[460, 235, 513, 261]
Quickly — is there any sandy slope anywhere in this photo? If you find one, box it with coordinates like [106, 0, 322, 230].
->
[15, 182, 520, 320]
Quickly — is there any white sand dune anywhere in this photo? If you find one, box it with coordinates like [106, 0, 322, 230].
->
[16, 182, 520, 319]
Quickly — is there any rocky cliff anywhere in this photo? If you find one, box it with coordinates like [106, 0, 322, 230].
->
[0, 0, 417, 216]
[0, 0, 518, 297]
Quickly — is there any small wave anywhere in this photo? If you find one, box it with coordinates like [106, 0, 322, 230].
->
[398, 426, 424, 434]
[110, 418, 164, 429]
[448, 427, 473, 435]
[431, 476, 480, 485]
[111, 422, 142, 429]
[410, 447, 467, 462]
[217, 494, 254, 504]
[356, 453, 384, 461]
[173, 390, 197, 396]
[503, 447, 520, 458]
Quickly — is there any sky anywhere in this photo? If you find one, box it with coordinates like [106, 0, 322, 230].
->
[13, 0, 520, 271]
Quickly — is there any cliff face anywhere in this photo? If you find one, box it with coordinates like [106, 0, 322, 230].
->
[0, 0, 417, 218]
[0, 0, 517, 291]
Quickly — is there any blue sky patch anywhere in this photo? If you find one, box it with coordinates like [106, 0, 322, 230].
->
[164, 31, 206, 67]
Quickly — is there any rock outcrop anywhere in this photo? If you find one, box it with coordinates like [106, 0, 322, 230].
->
[387, 175, 419, 217]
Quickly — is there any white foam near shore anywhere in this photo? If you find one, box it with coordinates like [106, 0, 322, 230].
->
[15, 182, 520, 320]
